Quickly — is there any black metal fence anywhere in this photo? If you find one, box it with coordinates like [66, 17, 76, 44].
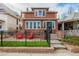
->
[0, 30, 51, 47]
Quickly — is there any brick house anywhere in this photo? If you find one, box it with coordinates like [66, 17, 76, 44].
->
[21, 8, 58, 39]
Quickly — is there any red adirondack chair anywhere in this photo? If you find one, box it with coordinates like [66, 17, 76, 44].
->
[16, 32, 24, 39]
[27, 32, 33, 39]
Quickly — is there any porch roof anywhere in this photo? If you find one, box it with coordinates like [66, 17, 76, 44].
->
[58, 12, 79, 23]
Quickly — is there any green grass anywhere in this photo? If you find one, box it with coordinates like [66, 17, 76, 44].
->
[0, 41, 48, 47]
[64, 36, 79, 45]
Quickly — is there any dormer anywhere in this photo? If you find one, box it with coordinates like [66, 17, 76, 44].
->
[32, 8, 49, 17]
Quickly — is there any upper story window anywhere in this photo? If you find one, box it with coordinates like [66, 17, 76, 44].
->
[35, 10, 45, 17]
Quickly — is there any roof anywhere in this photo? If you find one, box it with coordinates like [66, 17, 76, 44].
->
[0, 4, 20, 19]
[58, 12, 79, 23]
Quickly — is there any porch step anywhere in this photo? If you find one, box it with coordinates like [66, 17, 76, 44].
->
[50, 34, 62, 40]
[50, 34, 58, 40]
[51, 44, 66, 49]
[50, 39, 66, 49]
[50, 40, 62, 44]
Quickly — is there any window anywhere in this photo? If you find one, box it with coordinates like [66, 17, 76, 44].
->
[35, 10, 45, 17]
[25, 21, 41, 29]
[26, 21, 32, 29]
[37, 22, 40, 28]
[34, 22, 36, 28]
[44, 21, 55, 29]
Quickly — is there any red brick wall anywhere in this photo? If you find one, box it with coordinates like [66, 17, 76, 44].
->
[21, 12, 57, 20]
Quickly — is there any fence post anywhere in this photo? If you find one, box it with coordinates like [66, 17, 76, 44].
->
[47, 32, 50, 47]
[0, 31, 3, 46]
[25, 31, 27, 46]
[44, 30, 50, 47]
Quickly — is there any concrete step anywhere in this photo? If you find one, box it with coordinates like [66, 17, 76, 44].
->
[50, 40, 62, 44]
[51, 44, 66, 49]
[50, 34, 58, 40]
[50, 38, 62, 40]
[50, 34, 62, 40]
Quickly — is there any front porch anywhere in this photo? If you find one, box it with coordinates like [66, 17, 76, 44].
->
[58, 20, 79, 36]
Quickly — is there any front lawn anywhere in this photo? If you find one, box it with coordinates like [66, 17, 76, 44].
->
[0, 40, 48, 47]
[64, 36, 79, 45]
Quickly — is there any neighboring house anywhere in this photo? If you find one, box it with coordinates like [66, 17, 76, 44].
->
[21, 8, 58, 38]
[0, 4, 20, 31]
[58, 12, 79, 36]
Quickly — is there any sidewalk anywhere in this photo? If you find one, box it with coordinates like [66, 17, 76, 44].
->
[0, 49, 79, 56]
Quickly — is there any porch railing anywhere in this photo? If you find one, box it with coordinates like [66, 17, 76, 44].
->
[64, 30, 79, 36]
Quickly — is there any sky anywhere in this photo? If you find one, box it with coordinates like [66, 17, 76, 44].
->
[4, 3, 79, 19]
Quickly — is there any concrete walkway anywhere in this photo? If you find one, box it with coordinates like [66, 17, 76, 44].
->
[0, 49, 79, 56]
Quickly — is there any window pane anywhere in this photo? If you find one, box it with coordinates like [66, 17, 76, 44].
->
[37, 22, 40, 28]
[34, 22, 36, 28]
[30, 21, 32, 28]
[39, 11, 42, 16]
[35, 10, 45, 17]
[28, 22, 30, 29]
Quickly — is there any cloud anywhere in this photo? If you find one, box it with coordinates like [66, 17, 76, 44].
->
[4, 3, 79, 17]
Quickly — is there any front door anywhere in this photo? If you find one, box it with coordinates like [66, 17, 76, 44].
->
[46, 22, 52, 29]
[46, 22, 52, 33]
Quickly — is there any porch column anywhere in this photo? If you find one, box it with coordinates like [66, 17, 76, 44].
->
[62, 22, 64, 31]
[62, 22, 64, 38]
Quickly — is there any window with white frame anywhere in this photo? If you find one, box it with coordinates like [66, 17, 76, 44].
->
[35, 10, 45, 17]
[44, 21, 55, 29]
[25, 21, 41, 29]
